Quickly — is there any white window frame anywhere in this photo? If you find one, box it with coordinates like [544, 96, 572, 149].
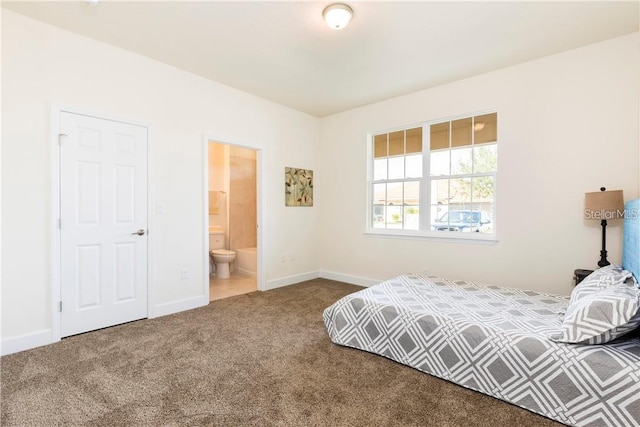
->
[365, 112, 498, 243]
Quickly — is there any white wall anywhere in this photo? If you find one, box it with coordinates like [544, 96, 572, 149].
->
[1, 10, 320, 351]
[318, 33, 640, 295]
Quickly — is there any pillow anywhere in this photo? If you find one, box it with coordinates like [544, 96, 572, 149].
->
[550, 278, 640, 344]
[569, 265, 633, 306]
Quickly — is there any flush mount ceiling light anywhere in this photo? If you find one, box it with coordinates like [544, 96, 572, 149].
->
[323, 3, 353, 30]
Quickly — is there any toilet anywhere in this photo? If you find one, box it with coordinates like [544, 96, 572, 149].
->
[209, 226, 236, 279]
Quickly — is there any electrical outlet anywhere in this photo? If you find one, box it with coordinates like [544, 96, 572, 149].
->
[289, 252, 296, 262]
[423, 267, 429, 275]
[281, 254, 286, 263]
[181, 268, 190, 280]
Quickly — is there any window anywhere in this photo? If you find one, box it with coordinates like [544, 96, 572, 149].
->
[368, 112, 497, 239]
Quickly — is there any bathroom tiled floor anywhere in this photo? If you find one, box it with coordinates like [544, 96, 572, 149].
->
[209, 271, 257, 301]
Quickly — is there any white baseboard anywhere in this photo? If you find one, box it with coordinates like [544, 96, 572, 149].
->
[150, 295, 209, 318]
[1, 329, 55, 356]
[263, 270, 381, 291]
[264, 271, 320, 290]
[319, 270, 380, 287]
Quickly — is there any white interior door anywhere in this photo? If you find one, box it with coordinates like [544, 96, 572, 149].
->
[59, 112, 148, 337]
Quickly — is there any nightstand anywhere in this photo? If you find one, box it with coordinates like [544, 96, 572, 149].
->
[574, 269, 594, 285]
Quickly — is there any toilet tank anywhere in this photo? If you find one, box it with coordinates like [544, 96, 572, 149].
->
[209, 228, 225, 250]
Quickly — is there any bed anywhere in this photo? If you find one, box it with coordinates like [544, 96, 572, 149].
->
[324, 199, 640, 427]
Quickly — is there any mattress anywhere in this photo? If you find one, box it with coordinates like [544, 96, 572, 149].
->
[323, 274, 640, 426]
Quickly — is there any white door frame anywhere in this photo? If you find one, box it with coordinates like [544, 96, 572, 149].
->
[50, 105, 154, 343]
[202, 134, 265, 297]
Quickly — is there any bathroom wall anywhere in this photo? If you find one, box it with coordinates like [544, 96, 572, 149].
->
[229, 146, 257, 251]
[209, 142, 228, 245]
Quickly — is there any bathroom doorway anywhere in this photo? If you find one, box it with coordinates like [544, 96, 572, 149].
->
[205, 139, 261, 301]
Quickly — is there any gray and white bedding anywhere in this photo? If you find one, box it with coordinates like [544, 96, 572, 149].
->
[323, 274, 640, 427]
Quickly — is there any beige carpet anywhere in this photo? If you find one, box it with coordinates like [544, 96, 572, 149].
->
[1, 279, 563, 426]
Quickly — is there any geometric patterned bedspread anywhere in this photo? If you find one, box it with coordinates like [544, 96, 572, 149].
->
[323, 274, 640, 427]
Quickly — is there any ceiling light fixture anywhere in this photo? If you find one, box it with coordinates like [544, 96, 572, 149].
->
[323, 4, 353, 30]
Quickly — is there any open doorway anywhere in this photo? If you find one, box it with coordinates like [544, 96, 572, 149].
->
[205, 140, 261, 301]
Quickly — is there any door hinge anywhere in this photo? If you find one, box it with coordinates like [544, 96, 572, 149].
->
[58, 301, 62, 312]
[58, 133, 67, 146]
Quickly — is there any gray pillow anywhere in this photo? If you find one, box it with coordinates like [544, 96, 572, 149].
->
[551, 278, 640, 344]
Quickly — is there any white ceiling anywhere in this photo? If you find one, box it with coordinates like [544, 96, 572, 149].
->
[3, 1, 639, 117]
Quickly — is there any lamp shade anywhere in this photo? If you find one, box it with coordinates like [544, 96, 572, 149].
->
[584, 190, 624, 220]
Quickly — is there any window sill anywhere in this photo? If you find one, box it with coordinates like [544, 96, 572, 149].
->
[364, 229, 498, 244]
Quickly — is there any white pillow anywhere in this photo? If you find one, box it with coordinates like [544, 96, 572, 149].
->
[569, 265, 633, 306]
[551, 278, 640, 345]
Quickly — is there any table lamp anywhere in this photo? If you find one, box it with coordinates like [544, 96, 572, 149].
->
[584, 187, 624, 267]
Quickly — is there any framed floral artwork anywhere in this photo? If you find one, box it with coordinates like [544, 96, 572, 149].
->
[285, 167, 313, 206]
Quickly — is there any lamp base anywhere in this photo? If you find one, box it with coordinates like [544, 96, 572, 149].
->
[598, 250, 610, 268]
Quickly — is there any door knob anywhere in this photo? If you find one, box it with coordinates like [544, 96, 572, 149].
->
[132, 229, 146, 236]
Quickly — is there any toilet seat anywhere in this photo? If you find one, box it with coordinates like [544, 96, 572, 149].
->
[211, 249, 235, 256]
